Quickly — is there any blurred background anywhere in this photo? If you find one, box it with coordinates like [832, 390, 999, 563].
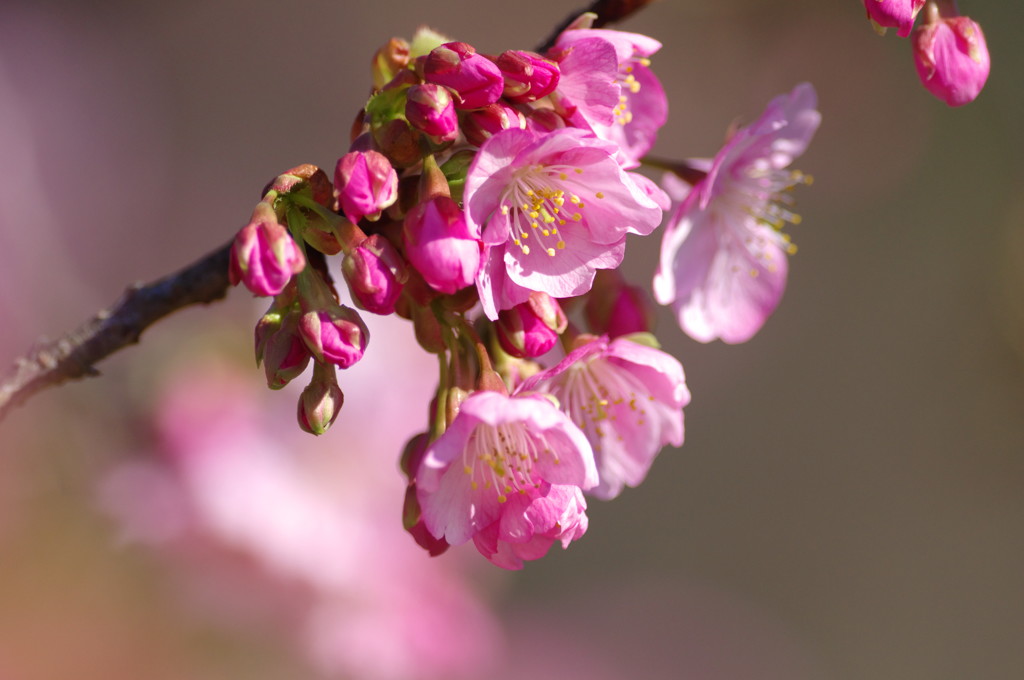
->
[1, 0, 1022, 678]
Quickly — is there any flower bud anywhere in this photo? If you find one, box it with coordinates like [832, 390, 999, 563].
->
[405, 83, 459, 142]
[584, 270, 656, 337]
[402, 197, 483, 294]
[496, 292, 567, 358]
[403, 483, 450, 556]
[461, 102, 526, 147]
[298, 303, 370, 369]
[495, 50, 560, 103]
[423, 42, 503, 110]
[261, 309, 312, 389]
[862, 0, 925, 37]
[334, 150, 399, 224]
[372, 37, 411, 90]
[228, 201, 305, 297]
[341, 234, 408, 314]
[912, 11, 990, 106]
[297, 363, 344, 435]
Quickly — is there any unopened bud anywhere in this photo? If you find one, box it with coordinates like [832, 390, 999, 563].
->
[341, 234, 408, 314]
[405, 83, 459, 142]
[584, 270, 655, 337]
[261, 309, 312, 389]
[372, 37, 411, 90]
[496, 292, 567, 358]
[495, 50, 560, 103]
[461, 102, 526, 147]
[403, 197, 483, 294]
[298, 303, 370, 369]
[334, 150, 399, 224]
[228, 201, 305, 297]
[912, 9, 990, 106]
[423, 42, 504, 110]
[862, 0, 925, 38]
[297, 363, 344, 435]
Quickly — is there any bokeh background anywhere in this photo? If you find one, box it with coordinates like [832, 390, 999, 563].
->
[1, 0, 1022, 678]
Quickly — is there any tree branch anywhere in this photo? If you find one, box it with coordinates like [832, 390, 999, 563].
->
[0, 0, 653, 424]
[0, 242, 232, 422]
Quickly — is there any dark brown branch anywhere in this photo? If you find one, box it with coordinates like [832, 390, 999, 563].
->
[0, 242, 232, 422]
[536, 0, 654, 53]
[0, 0, 653, 424]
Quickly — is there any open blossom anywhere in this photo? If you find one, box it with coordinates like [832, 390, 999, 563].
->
[465, 127, 665, 319]
[521, 335, 689, 499]
[863, 0, 925, 37]
[416, 390, 597, 569]
[555, 27, 667, 168]
[653, 83, 821, 343]
[912, 12, 990, 106]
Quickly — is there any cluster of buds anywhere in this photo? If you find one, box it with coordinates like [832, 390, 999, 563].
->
[230, 14, 826, 568]
[862, 0, 990, 106]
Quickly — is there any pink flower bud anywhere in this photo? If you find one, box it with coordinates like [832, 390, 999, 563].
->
[461, 102, 526, 147]
[297, 364, 344, 435]
[496, 292, 567, 358]
[402, 197, 483, 294]
[423, 42, 504, 110]
[912, 13, 990, 106]
[495, 50, 560, 103]
[261, 310, 311, 389]
[341, 234, 408, 314]
[228, 202, 305, 297]
[584, 272, 655, 337]
[298, 303, 370, 369]
[334, 150, 399, 224]
[863, 0, 925, 37]
[405, 83, 459, 142]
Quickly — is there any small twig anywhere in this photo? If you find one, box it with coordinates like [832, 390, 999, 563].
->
[0, 242, 232, 422]
[0, 0, 653, 424]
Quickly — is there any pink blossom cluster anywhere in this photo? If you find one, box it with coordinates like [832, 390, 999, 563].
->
[861, 0, 990, 106]
[228, 14, 824, 568]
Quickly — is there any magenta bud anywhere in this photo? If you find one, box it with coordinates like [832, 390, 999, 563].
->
[402, 197, 483, 294]
[228, 202, 305, 297]
[334, 150, 399, 224]
[405, 83, 459, 142]
[403, 483, 450, 556]
[496, 292, 567, 358]
[495, 50, 560, 103]
[262, 311, 312, 389]
[298, 303, 370, 369]
[341, 234, 408, 315]
[423, 41, 504, 110]
[584, 276, 655, 337]
[862, 0, 925, 37]
[524, 107, 568, 133]
[461, 102, 526, 147]
[912, 13, 990, 106]
[297, 364, 344, 435]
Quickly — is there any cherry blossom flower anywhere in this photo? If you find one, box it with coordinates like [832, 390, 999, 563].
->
[653, 83, 821, 343]
[465, 127, 665, 319]
[555, 27, 668, 168]
[521, 335, 689, 499]
[416, 390, 597, 569]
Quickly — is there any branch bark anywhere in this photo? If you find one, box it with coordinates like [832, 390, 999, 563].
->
[0, 0, 652, 424]
[0, 243, 232, 422]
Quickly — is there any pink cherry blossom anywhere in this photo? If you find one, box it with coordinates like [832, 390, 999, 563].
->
[520, 335, 689, 499]
[416, 390, 597, 569]
[653, 83, 820, 344]
[863, 0, 925, 37]
[228, 202, 305, 297]
[912, 13, 990, 106]
[465, 127, 665, 319]
[555, 27, 668, 168]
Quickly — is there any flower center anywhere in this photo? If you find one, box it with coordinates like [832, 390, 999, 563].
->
[613, 55, 650, 126]
[498, 164, 605, 258]
[462, 421, 558, 503]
